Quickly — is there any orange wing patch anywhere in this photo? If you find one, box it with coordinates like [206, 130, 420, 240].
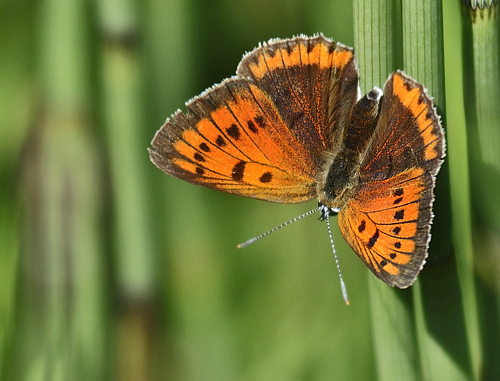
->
[150, 78, 319, 203]
[361, 71, 444, 183]
[237, 35, 359, 160]
[392, 72, 443, 162]
[338, 168, 433, 287]
[244, 37, 353, 80]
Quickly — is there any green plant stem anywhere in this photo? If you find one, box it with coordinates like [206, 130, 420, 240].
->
[96, 0, 158, 378]
[402, 1, 473, 380]
[354, 2, 421, 380]
[353, 0, 395, 94]
[464, 1, 500, 378]
[442, 1, 483, 379]
[9, 0, 106, 379]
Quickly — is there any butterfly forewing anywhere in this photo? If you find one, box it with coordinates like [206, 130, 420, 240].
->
[360, 71, 444, 181]
[150, 35, 360, 204]
[237, 35, 359, 159]
[150, 78, 322, 203]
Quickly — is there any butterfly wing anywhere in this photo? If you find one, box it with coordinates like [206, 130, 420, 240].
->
[338, 71, 445, 287]
[150, 79, 318, 202]
[339, 168, 435, 287]
[237, 35, 359, 159]
[150, 35, 359, 203]
[360, 71, 444, 180]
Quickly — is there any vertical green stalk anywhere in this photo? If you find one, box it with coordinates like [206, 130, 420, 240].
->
[471, 2, 500, 170]
[0, 2, 34, 370]
[97, 0, 154, 300]
[463, 1, 500, 378]
[468, 2, 500, 180]
[96, 0, 157, 378]
[442, 1, 484, 379]
[353, 0, 395, 94]
[402, 1, 444, 106]
[354, 2, 420, 380]
[8, 0, 106, 379]
[0, 201, 18, 374]
[465, 2, 500, 245]
[402, 1, 475, 380]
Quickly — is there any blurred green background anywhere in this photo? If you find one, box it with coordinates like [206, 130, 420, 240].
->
[1, 0, 499, 379]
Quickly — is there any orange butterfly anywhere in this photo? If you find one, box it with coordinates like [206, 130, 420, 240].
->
[149, 35, 445, 300]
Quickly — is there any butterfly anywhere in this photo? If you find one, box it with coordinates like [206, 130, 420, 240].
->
[149, 34, 445, 298]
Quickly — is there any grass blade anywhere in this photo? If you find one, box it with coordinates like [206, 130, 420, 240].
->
[354, 2, 421, 380]
[442, 1, 484, 379]
[6, 0, 107, 378]
[403, 1, 474, 379]
[463, 1, 500, 378]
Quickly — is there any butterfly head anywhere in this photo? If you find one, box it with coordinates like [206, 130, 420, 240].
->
[318, 202, 339, 221]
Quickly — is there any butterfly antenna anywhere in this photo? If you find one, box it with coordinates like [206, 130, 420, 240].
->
[324, 209, 349, 305]
[237, 207, 319, 249]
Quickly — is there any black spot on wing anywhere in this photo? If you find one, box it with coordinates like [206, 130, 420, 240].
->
[247, 120, 258, 133]
[194, 153, 205, 162]
[394, 210, 405, 220]
[232, 161, 246, 181]
[216, 135, 227, 147]
[199, 142, 210, 152]
[367, 229, 379, 249]
[259, 172, 273, 183]
[226, 124, 240, 140]
[358, 220, 366, 233]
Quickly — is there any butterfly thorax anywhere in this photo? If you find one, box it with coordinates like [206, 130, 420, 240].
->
[317, 88, 382, 209]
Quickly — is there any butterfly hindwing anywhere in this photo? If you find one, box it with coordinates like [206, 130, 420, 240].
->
[338, 168, 434, 287]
